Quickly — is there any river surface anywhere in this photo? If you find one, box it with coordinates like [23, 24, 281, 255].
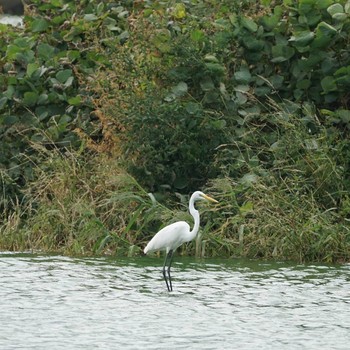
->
[0, 253, 349, 350]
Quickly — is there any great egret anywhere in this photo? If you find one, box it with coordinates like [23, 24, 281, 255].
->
[144, 191, 218, 291]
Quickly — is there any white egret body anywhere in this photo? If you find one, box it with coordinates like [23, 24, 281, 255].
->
[144, 191, 218, 291]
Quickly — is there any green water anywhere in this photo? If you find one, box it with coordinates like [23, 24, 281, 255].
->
[0, 253, 349, 349]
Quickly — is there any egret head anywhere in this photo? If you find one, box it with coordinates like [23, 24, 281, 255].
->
[192, 191, 218, 203]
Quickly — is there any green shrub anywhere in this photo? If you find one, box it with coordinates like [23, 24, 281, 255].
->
[0, 0, 131, 210]
[111, 0, 350, 193]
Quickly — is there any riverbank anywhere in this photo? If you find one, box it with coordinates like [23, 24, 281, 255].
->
[0, 0, 349, 262]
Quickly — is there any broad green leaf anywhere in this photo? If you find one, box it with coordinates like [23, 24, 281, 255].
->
[296, 79, 311, 89]
[191, 29, 204, 42]
[244, 38, 264, 51]
[336, 109, 350, 123]
[37, 93, 48, 105]
[0, 96, 7, 110]
[312, 22, 337, 49]
[321, 76, 337, 92]
[14, 37, 35, 49]
[346, 1, 350, 14]
[185, 102, 200, 115]
[3, 85, 15, 99]
[203, 90, 219, 104]
[31, 18, 49, 32]
[97, 2, 106, 15]
[84, 14, 98, 21]
[68, 96, 81, 106]
[270, 75, 284, 89]
[56, 69, 73, 84]
[241, 17, 258, 32]
[67, 50, 80, 61]
[205, 63, 225, 76]
[26, 63, 39, 78]
[235, 91, 248, 105]
[334, 66, 350, 86]
[37, 43, 55, 60]
[289, 31, 314, 46]
[35, 106, 49, 120]
[211, 119, 227, 130]
[200, 76, 215, 91]
[299, 0, 315, 14]
[204, 54, 219, 63]
[214, 18, 230, 29]
[303, 13, 322, 26]
[6, 44, 20, 60]
[16, 50, 35, 64]
[322, 58, 336, 74]
[103, 16, 118, 27]
[316, 0, 334, 9]
[229, 13, 238, 25]
[59, 114, 72, 124]
[332, 13, 347, 21]
[327, 3, 344, 16]
[271, 45, 295, 62]
[118, 31, 129, 44]
[23, 91, 39, 106]
[171, 82, 188, 97]
[234, 68, 251, 83]
[64, 76, 74, 88]
[3, 115, 18, 125]
[255, 86, 271, 96]
[261, 15, 279, 30]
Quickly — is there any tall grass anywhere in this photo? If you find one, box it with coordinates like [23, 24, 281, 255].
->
[203, 111, 350, 262]
[1, 111, 349, 262]
[0, 146, 171, 255]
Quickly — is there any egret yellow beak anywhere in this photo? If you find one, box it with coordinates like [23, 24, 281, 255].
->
[202, 194, 219, 203]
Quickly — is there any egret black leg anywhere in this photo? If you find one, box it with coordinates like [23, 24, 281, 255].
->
[167, 250, 174, 292]
[162, 257, 170, 291]
[162, 250, 174, 292]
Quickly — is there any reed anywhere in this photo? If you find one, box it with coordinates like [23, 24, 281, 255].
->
[0, 147, 166, 255]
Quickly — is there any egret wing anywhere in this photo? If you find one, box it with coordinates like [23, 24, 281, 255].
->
[144, 221, 190, 254]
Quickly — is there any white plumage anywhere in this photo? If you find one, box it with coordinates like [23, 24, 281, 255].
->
[144, 191, 218, 291]
[144, 221, 190, 254]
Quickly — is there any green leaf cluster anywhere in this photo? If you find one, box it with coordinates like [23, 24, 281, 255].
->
[117, 0, 350, 192]
[0, 0, 131, 209]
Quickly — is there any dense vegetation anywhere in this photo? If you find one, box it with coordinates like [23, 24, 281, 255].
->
[1, 0, 350, 262]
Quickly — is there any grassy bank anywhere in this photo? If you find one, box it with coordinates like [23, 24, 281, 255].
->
[1, 113, 349, 262]
[1, 0, 350, 262]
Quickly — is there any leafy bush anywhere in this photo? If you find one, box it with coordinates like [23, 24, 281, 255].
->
[111, 0, 350, 193]
[120, 96, 227, 192]
[0, 0, 131, 210]
[229, 0, 350, 109]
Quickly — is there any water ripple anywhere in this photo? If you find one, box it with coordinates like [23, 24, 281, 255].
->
[0, 253, 349, 349]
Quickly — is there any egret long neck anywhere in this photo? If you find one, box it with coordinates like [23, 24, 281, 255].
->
[189, 197, 200, 240]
